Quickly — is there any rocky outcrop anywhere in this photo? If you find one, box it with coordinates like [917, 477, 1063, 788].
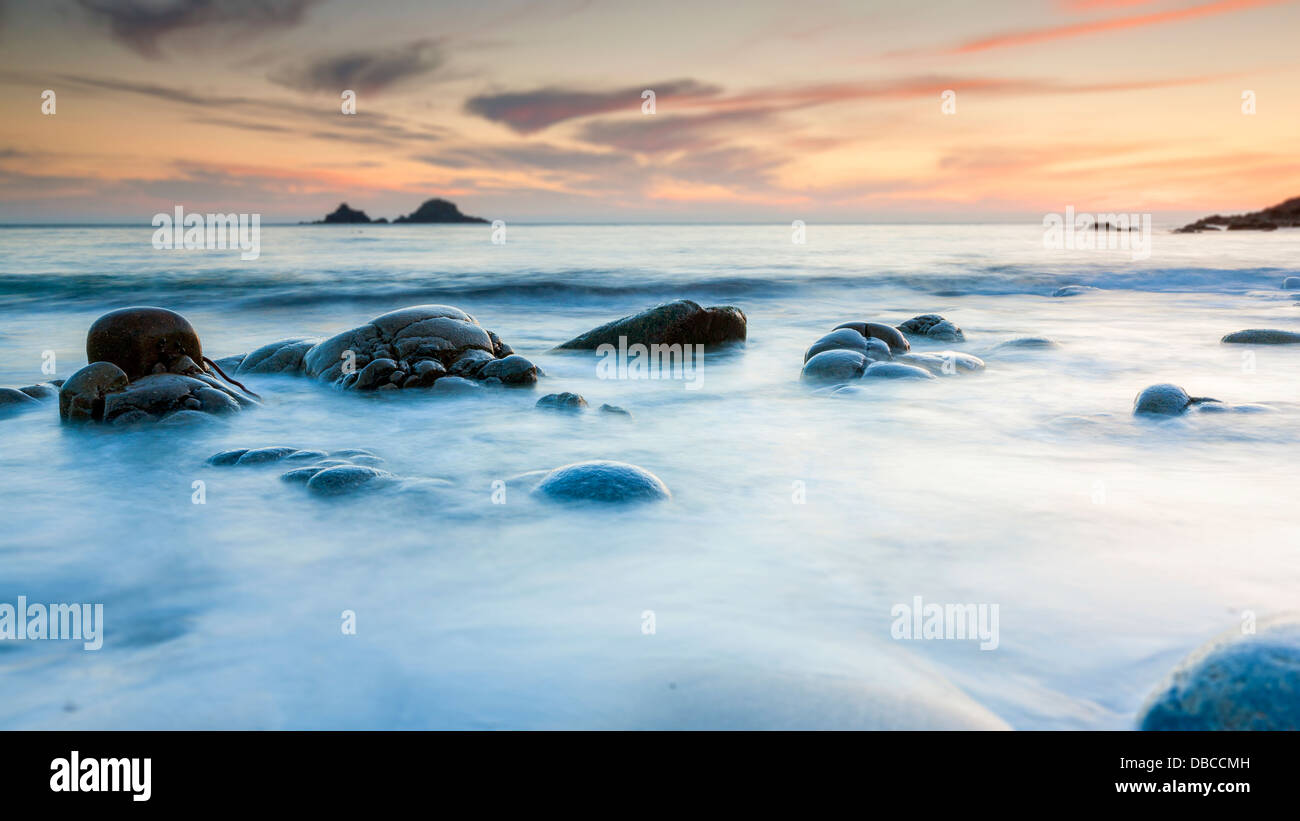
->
[314, 203, 375, 224]
[1175, 195, 1300, 233]
[226, 305, 536, 391]
[555, 300, 746, 349]
[60, 308, 257, 425]
[800, 318, 981, 385]
[1139, 618, 1300, 730]
[393, 198, 487, 224]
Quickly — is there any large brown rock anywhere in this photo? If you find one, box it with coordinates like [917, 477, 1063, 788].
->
[86, 306, 204, 381]
[555, 299, 746, 349]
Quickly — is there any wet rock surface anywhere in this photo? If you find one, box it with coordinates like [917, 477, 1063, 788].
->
[234, 304, 536, 392]
[531, 460, 671, 504]
[1221, 328, 1300, 344]
[556, 299, 746, 349]
[1139, 618, 1300, 730]
[897, 314, 964, 342]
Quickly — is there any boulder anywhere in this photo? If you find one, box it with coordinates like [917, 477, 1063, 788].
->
[58, 362, 130, 423]
[1133, 384, 1201, 416]
[99, 373, 243, 424]
[556, 299, 746, 349]
[804, 329, 875, 363]
[478, 354, 539, 385]
[1221, 329, 1300, 344]
[0, 387, 42, 416]
[85, 306, 205, 381]
[898, 314, 964, 342]
[306, 465, 395, 497]
[1139, 618, 1300, 730]
[1283, 277, 1300, 290]
[863, 362, 936, 380]
[235, 337, 318, 374]
[801, 350, 869, 384]
[536, 392, 588, 412]
[832, 321, 909, 353]
[532, 460, 671, 504]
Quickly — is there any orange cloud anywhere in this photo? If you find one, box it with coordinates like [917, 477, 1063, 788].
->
[949, 0, 1288, 54]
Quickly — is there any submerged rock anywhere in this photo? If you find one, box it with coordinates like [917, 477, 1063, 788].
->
[536, 392, 588, 412]
[0, 387, 43, 417]
[896, 351, 985, 374]
[804, 329, 888, 363]
[1221, 328, 1300, 344]
[863, 362, 936, 380]
[801, 350, 869, 383]
[1052, 285, 1098, 297]
[990, 336, 1057, 351]
[98, 373, 245, 424]
[306, 465, 395, 497]
[1284, 277, 1300, 290]
[1139, 618, 1300, 730]
[556, 299, 746, 349]
[1133, 384, 1194, 416]
[832, 321, 910, 353]
[898, 314, 964, 342]
[234, 337, 317, 374]
[532, 460, 670, 504]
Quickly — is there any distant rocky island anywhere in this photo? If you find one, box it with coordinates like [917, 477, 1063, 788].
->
[308, 197, 487, 225]
[1175, 196, 1300, 232]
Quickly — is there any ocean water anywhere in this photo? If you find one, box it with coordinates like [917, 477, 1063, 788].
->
[2, 223, 1298, 729]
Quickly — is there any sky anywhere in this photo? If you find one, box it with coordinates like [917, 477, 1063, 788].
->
[0, 0, 1297, 223]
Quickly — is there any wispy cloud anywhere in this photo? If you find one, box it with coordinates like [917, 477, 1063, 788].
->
[76, 0, 319, 58]
[464, 79, 722, 134]
[269, 39, 444, 96]
[940, 0, 1288, 55]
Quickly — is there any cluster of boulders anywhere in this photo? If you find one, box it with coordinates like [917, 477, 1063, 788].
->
[801, 315, 983, 384]
[0, 382, 60, 417]
[57, 307, 256, 426]
[208, 446, 405, 497]
[216, 304, 539, 391]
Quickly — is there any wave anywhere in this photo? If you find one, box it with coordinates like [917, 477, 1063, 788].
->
[0, 265, 1293, 310]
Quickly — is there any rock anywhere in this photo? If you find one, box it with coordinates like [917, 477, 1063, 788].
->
[600, 403, 632, 417]
[207, 449, 250, 465]
[1052, 285, 1098, 297]
[832, 321, 910, 353]
[156, 409, 220, 427]
[478, 354, 538, 385]
[392, 197, 488, 224]
[280, 466, 326, 484]
[18, 383, 59, 401]
[896, 351, 985, 374]
[1221, 329, 1300, 344]
[297, 304, 518, 392]
[990, 336, 1058, 351]
[532, 460, 670, 504]
[448, 348, 495, 377]
[800, 350, 869, 384]
[236, 446, 300, 465]
[59, 362, 130, 423]
[1176, 195, 1300, 233]
[536, 392, 588, 412]
[0, 387, 42, 415]
[1139, 618, 1300, 730]
[306, 465, 395, 496]
[804, 329, 874, 363]
[235, 337, 318, 374]
[1133, 383, 1198, 416]
[283, 449, 329, 462]
[863, 362, 936, 380]
[1284, 277, 1300, 290]
[354, 357, 398, 390]
[332, 448, 377, 458]
[898, 314, 964, 342]
[100, 373, 243, 424]
[85, 306, 205, 382]
[430, 376, 479, 393]
[314, 203, 374, 224]
[556, 299, 746, 349]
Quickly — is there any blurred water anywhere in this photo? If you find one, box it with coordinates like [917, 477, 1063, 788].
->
[1, 224, 1298, 729]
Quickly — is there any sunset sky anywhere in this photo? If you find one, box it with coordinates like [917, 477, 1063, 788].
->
[1, 0, 1298, 222]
